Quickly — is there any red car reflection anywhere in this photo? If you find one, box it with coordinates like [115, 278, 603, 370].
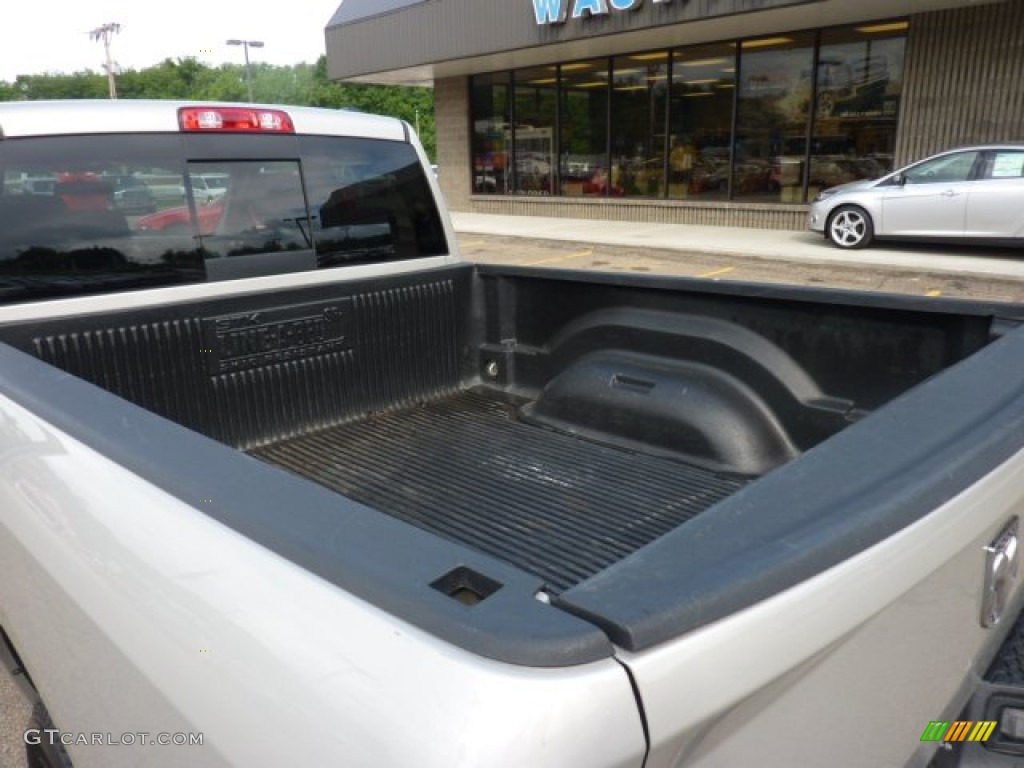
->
[136, 201, 225, 234]
[55, 173, 113, 211]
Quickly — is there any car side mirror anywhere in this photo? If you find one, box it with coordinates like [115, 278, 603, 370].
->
[892, 172, 906, 186]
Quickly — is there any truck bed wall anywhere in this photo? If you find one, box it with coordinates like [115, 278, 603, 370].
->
[477, 268, 992, 411]
[474, 268, 996, 474]
[0, 264, 998, 468]
[1, 268, 472, 452]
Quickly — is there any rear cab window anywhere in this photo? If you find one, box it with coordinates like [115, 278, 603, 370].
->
[0, 109, 448, 305]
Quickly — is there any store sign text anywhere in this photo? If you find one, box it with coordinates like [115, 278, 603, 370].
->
[532, 0, 676, 26]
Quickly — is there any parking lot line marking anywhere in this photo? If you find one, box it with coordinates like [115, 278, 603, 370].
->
[523, 250, 593, 267]
[926, 289, 943, 297]
[698, 266, 736, 279]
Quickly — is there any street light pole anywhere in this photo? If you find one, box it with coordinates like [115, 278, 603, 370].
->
[226, 39, 264, 102]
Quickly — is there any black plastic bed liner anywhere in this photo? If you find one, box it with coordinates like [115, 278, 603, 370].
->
[250, 389, 746, 593]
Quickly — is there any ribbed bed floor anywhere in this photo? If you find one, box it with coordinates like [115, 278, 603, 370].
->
[250, 389, 747, 593]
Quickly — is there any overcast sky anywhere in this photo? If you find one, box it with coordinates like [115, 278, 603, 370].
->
[0, 0, 344, 83]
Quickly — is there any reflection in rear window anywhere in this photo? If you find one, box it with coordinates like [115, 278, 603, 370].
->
[0, 133, 447, 305]
[301, 136, 447, 267]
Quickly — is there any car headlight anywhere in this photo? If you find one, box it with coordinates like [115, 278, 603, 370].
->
[814, 188, 840, 203]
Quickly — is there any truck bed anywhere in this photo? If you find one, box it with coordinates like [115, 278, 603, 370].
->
[251, 389, 744, 593]
[2, 262, 1020, 663]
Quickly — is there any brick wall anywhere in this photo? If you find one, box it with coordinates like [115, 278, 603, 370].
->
[468, 197, 808, 230]
[434, 76, 472, 211]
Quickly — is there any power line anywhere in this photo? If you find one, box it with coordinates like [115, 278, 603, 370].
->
[90, 22, 121, 99]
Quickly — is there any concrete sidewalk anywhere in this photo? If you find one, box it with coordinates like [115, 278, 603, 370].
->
[450, 212, 1024, 281]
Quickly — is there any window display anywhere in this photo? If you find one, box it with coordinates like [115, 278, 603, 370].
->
[469, 20, 908, 204]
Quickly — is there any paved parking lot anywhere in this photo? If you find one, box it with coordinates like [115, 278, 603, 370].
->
[453, 213, 1024, 303]
[0, 652, 31, 768]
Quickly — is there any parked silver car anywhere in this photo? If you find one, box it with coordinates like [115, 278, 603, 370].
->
[809, 145, 1024, 248]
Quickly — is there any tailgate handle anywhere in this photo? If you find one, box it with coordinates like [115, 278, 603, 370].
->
[982, 517, 1020, 628]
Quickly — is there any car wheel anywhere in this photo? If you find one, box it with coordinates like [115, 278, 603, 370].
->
[827, 205, 874, 249]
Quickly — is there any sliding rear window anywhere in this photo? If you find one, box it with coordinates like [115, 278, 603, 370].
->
[0, 133, 447, 305]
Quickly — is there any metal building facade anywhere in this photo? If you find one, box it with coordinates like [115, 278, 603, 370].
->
[326, 0, 1024, 230]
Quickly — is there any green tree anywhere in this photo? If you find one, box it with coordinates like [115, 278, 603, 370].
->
[250, 62, 317, 105]
[11, 71, 107, 100]
[117, 58, 217, 100]
[307, 57, 435, 158]
[0, 81, 20, 101]
[0, 55, 436, 159]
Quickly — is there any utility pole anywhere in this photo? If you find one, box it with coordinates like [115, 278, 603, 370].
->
[226, 39, 264, 102]
[90, 22, 121, 100]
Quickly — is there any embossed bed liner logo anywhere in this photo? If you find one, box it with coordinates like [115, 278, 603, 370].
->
[201, 299, 352, 374]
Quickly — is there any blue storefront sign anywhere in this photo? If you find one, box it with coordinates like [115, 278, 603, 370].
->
[532, 0, 672, 26]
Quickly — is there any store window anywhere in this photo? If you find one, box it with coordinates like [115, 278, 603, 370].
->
[612, 53, 669, 198]
[512, 67, 558, 195]
[809, 23, 907, 199]
[668, 43, 736, 200]
[560, 59, 610, 196]
[734, 33, 815, 203]
[471, 72, 510, 195]
[467, 20, 907, 205]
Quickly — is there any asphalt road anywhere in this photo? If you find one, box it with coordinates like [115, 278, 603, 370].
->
[0, 661, 30, 768]
[457, 232, 1024, 303]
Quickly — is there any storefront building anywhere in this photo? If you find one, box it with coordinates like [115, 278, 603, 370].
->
[326, 0, 1024, 230]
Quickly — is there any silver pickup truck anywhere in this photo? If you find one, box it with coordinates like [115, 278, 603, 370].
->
[2, 100, 1024, 768]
